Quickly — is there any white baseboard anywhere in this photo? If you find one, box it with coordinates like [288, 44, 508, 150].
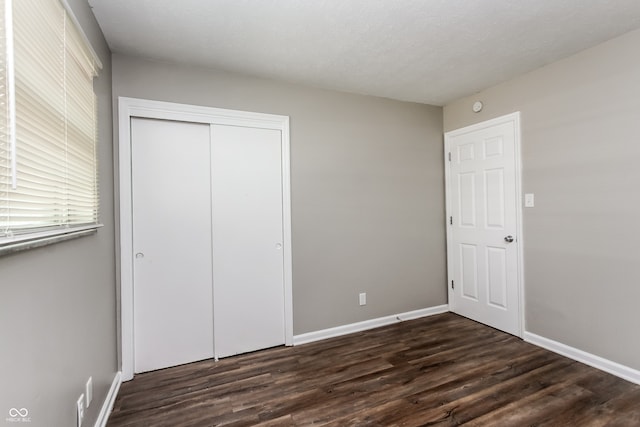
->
[524, 332, 640, 385]
[94, 371, 122, 427]
[293, 304, 449, 346]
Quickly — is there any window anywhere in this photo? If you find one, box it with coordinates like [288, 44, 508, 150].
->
[0, 0, 102, 249]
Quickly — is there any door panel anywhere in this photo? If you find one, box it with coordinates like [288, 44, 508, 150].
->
[446, 115, 521, 336]
[486, 246, 507, 308]
[485, 169, 505, 228]
[131, 117, 214, 373]
[459, 173, 476, 226]
[211, 124, 285, 358]
[460, 244, 479, 300]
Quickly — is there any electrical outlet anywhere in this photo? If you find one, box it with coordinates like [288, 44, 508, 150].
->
[76, 394, 85, 427]
[359, 292, 366, 306]
[85, 377, 93, 408]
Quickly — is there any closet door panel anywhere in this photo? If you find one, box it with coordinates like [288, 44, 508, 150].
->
[211, 124, 285, 358]
[131, 117, 214, 373]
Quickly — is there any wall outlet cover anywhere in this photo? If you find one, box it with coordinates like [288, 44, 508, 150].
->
[85, 377, 93, 407]
[359, 293, 366, 306]
[76, 394, 85, 427]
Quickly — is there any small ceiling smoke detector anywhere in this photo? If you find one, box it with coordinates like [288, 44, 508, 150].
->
[472, 101, 483, 113]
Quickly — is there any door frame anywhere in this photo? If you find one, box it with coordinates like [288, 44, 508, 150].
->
[444, 112, 525, 337]
[117, 97, 294, 381]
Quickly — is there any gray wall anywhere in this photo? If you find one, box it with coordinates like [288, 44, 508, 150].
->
[444, 29, 640, 370]
[0, 1, 117, 426]
[112, 54, 446, 334]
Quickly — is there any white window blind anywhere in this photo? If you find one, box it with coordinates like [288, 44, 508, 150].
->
[0, 3, 8, 222]
[0, 0, 102, 244]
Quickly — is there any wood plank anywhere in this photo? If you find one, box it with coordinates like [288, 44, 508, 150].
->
[107, 313, 640, 426]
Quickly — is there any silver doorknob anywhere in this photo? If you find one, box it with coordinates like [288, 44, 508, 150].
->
[504, 235, 514, 243]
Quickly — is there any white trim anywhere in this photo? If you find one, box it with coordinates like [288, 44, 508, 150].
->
[93, 371, 122, 427]
[281, 116, 294, 345]
[514, 114, 526, 338]
[444, 112, 525, 337]
[293, 305, 449, 346]
[524, 332, 640, 385]
[444, 144, 453, 312]
[117, 97, 293, 381]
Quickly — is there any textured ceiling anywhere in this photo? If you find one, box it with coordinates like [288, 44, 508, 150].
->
[88, 0, 640, 106]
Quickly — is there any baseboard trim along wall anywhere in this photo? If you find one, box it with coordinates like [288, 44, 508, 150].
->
[524, 332, 640, 386]
[94, 371, 122, 427]
[293, 305, 450, 346]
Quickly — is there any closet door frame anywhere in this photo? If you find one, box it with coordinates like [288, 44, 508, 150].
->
[117, 97, 293, 381]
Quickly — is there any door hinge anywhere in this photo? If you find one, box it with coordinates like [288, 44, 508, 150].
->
[449, 216, 453, 225]
[451, 280, 455, 289]
[448, 152, 452, 161]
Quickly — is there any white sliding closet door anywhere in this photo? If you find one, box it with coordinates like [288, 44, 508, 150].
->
[211, 125, 286, 358]
[131, 117, 214, 373]
[120, 98, 292, 380]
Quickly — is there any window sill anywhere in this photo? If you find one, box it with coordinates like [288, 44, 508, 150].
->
[0, 224, 103, 257]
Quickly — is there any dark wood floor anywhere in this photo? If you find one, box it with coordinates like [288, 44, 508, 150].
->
[107, 313, 640, 426]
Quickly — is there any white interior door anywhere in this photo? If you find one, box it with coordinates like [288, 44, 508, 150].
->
[445, 113, 522, 336]
[131, 117, 214, 373]
[211, 124, 285, 358]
